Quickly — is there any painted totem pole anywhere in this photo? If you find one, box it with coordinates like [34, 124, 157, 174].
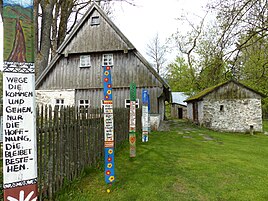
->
[103, 65, 115, 184]
[129, 82, 136, 157]
[2, 0, 38, 200]
[142, 90, 149, 142]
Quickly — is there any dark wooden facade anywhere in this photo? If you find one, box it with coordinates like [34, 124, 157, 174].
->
[35, 3, 170, 120]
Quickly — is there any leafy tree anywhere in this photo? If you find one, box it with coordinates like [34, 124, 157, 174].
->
[235, 33, 268, 115]
[209, 0, 268, 76]
[170, 16, 228, 92]
[166, 57, 196, 93]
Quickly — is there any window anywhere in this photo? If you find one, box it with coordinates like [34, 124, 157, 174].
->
[80, 55, 91, 68]
[124, 99, 139, 108]
[102, 54, 113, 66]
[79, 99, 90, 112]
[55, 98, 64, 110]
[91, 16, 100, 25]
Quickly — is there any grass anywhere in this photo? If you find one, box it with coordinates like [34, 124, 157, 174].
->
[55, 120, 268, 201]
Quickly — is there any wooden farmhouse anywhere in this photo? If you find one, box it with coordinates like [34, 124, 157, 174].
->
[184, 80, 265, 133]
[35, 3, 170, 121]
[171, 92, 188, 119]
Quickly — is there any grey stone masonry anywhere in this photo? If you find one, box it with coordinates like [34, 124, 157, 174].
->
[201, 99, 263, 133]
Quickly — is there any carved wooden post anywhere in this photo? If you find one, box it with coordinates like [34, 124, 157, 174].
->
[2, 1, 38, 200]
[129, 82, 136, 157]
[103, 65, 115, 184]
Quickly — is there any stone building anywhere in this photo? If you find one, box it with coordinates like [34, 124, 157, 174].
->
[184, 80, 265, 133]
[171, 92, 188, 119]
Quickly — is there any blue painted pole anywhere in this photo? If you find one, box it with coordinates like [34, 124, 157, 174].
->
[142, 90, 149, 142]
[103, 65, 115, 184]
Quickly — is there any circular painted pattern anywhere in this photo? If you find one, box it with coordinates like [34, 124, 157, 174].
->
[109, 176, 115, 182]
[106, 170, 111, 175]
[108, 149, 113, 154]
[107, 157, 112, 162]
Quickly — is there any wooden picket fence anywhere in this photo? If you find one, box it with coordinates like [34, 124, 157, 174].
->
[36, 105, 141, 200]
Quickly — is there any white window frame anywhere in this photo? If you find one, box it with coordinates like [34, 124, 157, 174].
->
[55, 98, 65, 109]
[102, 54, 113, 66]
[91, 16, 100, 25]
[80, 55, 91, 68]
[124, 99, 139, 108]
[79, 99, 90, 112]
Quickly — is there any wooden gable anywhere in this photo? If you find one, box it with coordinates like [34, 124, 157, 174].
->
[36, 3, 169, 91]
[58, 4, 135, 55]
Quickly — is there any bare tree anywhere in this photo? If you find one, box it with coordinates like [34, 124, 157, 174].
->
[146, 33, 167, 75]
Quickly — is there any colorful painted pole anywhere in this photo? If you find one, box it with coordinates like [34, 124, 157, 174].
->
[2, 0, 38, 200]
[103, 65, 115, 184]
[129, 82, 136, 157]
[147, 93, 151, 133]
[142, 90, 149, 142]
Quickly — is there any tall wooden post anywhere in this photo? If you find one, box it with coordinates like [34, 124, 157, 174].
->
[142, 89, 149, 142]
[129, 82, 136, 157]
[2, 1, 38, 200]
[103, 65, 115, 184]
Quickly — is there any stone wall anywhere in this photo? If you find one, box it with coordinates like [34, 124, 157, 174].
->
[201, 99, 263, 132]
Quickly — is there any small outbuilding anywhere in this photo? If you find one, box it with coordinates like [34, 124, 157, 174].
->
[171, 92, 188, 119]
[185, 80, 265, 133]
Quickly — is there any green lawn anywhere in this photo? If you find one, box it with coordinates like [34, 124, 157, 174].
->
[56, 120, 268, 201]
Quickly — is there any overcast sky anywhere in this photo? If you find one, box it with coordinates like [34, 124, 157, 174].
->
[113, 0, 210, 63]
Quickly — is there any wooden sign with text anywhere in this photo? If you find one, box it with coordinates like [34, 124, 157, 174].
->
[103, 66, 115, 184]
[2, 0, 38, 200]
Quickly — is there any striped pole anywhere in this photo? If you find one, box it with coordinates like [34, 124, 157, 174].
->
[2, 0, 38, 200]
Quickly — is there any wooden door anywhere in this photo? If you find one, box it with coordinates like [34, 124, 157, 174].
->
[192, 102, 199, 123]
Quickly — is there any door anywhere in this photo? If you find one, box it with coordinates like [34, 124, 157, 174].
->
[178, 108, 183, 119]
[192, 102, 199, 123]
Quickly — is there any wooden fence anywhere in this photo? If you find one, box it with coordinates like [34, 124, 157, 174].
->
[36, 105, 141, 200]
[0, 105, 141, 200]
